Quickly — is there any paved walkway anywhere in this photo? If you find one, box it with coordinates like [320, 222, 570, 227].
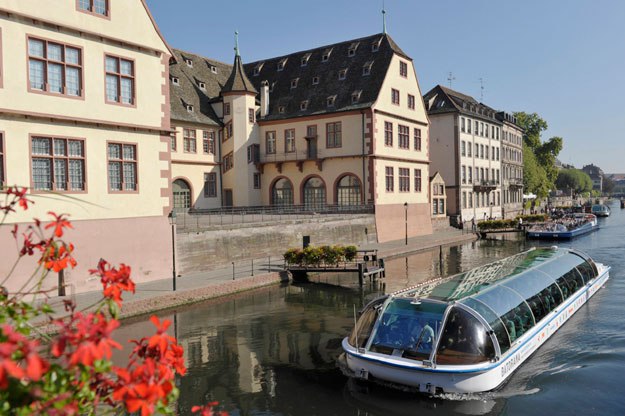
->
[45, 227, 477, 322]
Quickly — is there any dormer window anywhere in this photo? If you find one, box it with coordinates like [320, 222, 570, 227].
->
[351, 90, 362, 104]
[301, 53, 311, 67]
[327, 95, 336, 107]
[269, 82, 276, 92]
[300, 100, 309, 111]
[322, 48, 332, 62]
[312, 76, 320, 85]
[198, 81, 206, 90]
[278, 106, 285, 114]
[348, 42, 359, 57]
[338, 69, 347, 80]
[362, 61, 373, 76]
[372, 38, 383, 52]
[186, 104, 194, 112]
[184, 58, 193, 68]
[210, 65, 217, 74]
[291, 78, 299, 89]
[253, 62, 264, 76]
[171, 76, 179, 86]
[277, 58, 287, 71]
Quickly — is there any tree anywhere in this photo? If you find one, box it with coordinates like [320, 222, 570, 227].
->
[514, 112, 548, 149]
[602, 175, 615, 195]
[523, 142, 550, 198]
[556, 169, 593, 195]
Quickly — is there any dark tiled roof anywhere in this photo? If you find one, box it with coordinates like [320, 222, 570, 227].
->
[223, 54, 257, 94]
[243, 33, 408, 121]
[169, 49, 232, 126]
[423, 85, 501, 123]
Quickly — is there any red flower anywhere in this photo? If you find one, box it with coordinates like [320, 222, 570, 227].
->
[44, 212, 73, 238]
[192, 403, 227, 416]
[42, 243, 77, 272]
[90, 260, 135, 307]
[0, 324, 49, 388]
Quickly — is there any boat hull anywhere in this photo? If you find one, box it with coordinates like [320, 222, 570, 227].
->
[526, 222, 599, 239]
[342, 267, 610, 394]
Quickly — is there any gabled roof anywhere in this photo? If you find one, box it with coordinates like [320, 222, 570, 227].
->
[423, 85, 501, 123]
[223, 54, 257, 94]
[140, 0, 176, 58]
[169, 49, 233, 126]
[243, 33, 408, 121]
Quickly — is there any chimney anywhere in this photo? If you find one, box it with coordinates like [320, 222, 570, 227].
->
[260, 81, 269, 118]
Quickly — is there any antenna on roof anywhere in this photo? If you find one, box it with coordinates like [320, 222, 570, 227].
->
[479, 77, 485, 101]
[382, 0, 387, 34]
[447, 72, 455, 88]
[234, 30, 239, 57]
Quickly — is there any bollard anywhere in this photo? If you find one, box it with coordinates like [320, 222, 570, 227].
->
[232, 262, 235, 280]
[268, 256, 271, 272]
[251, 258, 254, 276]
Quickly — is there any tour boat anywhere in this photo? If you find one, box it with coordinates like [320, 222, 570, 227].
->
[341, 247, 609, 394]
[525, 213, 598, 239]
[591, 204, 610, 217]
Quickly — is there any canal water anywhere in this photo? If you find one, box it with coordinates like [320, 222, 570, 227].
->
[115, 201, 625, 415]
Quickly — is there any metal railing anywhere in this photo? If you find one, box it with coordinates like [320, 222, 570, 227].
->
[175, 203, 375, 231]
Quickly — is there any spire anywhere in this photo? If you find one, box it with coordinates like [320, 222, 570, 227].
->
[234, 30, 239, 57]
[382, 1, 387, 34]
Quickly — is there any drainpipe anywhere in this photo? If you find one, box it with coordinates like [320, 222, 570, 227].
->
[361, 111, 366, 205]
[218, 127, 224, 207]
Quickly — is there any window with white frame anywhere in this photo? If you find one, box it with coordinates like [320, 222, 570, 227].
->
[291, 78, 299, 89]
[322, 48, 332, 62]
[363, 61, 373, 76]
[327, 96, 336, 107]
[312, 76, 320, 85]
[338, 69, 347, 80]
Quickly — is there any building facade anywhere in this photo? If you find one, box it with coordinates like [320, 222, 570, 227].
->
[430, 172, 446, 218]
[170, 33, 432, 242]
[424, 85, 502, 223]
[582, 164, 603, 192]
[0, 0, 174, 294]
[496, 112, 524, 218]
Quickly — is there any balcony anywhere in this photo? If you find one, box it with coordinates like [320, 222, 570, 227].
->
[473, 179, 498, 192]
[507, 178, 524, 188]
[260, 148, 327, 173]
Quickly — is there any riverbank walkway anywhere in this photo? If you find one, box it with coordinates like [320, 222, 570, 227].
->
[45, 228, 477, 321]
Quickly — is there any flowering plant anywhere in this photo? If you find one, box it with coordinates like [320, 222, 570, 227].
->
[0, 187, 224, 415]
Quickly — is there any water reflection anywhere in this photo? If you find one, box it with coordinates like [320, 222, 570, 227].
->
[118, 203, 625, 415]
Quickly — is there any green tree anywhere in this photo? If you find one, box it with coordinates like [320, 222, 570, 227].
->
[514, 112, 548, 148]
[523, 142, 550, 198]
[556, 169, 593, 194]
[602, 175, 615, 194]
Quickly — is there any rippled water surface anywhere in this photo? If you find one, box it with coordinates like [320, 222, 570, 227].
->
[117, 202, 625, 415]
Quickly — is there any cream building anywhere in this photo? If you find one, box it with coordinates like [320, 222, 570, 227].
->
[496, 112, 524, 218]
[424, 85, 503, 223]
[169, 33, 432, 242]
[0, 0, 174, 294]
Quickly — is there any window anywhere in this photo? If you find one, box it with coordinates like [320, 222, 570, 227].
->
[461, 141, 466, 156]
[372, 38, 382, 52]
[385, 167, 394, 192]
[338, 69, 347, 80]
[253, 62, 264, 76]
[326, 122, 342, 148]
[485, 124, 489, 138]
[107, 142, 137, 192]
[408, 94, 415, 109]
[266, 131, 276, 154]
[322, 48, 332, 62]
[224, 122, 233, 142]
[480, 144, 484, 159]
[351, 90, 362, 104]
[171, 76, 179, 86]
[496, 147, 499, 161]
[210, 65, 217, 74]
[461, 117, 466, 133]
[327, 96, 336, 107]
[399, 61, 408, 77]
[480, 122, 484, 136]
[462, 192, 467, 209]
[398, 125, 409, 149]
[170, 133, 176, 152]
[203, 131, 215, 154]
[105, 55, 134, 105]
[222, 152, 233, 172]
[312, 76, 320, 85]
[462, 165, 466, 184]
[183, 129, 197, 153]
[253, 172, 261, 189]
[485, 146, 489, 160]
[248, 108, 255, 123]
[28, 37, 82, 97]
[474, 121, 478, 135]
[278, 106, 285, 114]
[224, 102, 231, 116]
[184, 58, 193, 67]
[469, 192, 473, 208]
[468, 167, 473, 183]
[291, 78, 299, 89]
[384, 122, 393, 146]
[399, 168, 410, 192]
[348, 42, 359, 57]
[391, 88, 400, 105]
[198, 81, 206, 90]
[285, 129, 295, 153]
[247, 144, 259, 163]
[31, 136, 85, 191]
[300, 101, 308, 111]
[301, 53, 311, 67]
[185, 104, 194, 112]
[204, 172, 217, 197]
[492, 126, 495, 138]
[414, 169, 422, 192]
[77, 0, 108, 17]
[306, 125, 317, 138]
[277, 59, 287, 71]
[414, 128, 422, 151]
[363, 61, 373, 76]
[467, 142, 472, 157]
[475, 144, 479, 157]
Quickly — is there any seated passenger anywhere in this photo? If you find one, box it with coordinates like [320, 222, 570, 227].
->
[504, 319, 516, 343]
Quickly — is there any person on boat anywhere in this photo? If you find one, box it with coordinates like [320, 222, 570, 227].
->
[413, 322, 435, 353]
[504, 318, 516, 343]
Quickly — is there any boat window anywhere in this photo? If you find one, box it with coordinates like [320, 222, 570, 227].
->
[436, 307, 495, 365]
[368, 299, 447, 361]
[470, 286, 533, 344]
[535, 253, 588, 286]
[539, 282, 564, 315]
[557, 269, 581, 299]
[575, 260, 595, 284]
[461, 297, 510, 354]
[525, 293, 549, 323]
[348, 298, 385, 348]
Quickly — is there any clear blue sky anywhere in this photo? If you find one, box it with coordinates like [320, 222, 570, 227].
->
[146, 0, 625, 173]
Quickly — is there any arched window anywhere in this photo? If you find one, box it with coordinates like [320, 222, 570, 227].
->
[173, 179, 191, 211]
[336, 175, 362, 206]
[272, 178, 293, 206]
[303, 176, 326, 210]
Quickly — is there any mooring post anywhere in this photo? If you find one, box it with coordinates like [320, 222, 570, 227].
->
[358, 263, 364, 286]
[251, 258, 254, 276]
[232, 262, 235, 280]
[268, 256, 271, 272]
[439, 245, 444, 275]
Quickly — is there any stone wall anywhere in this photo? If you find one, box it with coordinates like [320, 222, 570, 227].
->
[175, 215, 377, 275]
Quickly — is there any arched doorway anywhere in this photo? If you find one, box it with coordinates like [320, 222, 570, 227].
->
[173, 179, 192, 211]
[271, 178, 294, 206]
[336, 174, 362, 206]
[303, 176, 326, 210]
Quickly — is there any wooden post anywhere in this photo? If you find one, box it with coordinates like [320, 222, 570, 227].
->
[58, 270, 66, 296]
[358, 263, 364, 286]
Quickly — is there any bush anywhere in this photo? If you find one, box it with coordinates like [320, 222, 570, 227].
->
[303, 246, 322, 266]
[283, 244, 359, 266]
[516, 214, 548, 223]
[344, 246, 358, 261]
[283, 248, 302, 265]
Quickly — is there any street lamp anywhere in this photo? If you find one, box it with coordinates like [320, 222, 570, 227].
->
[404, 202, 408, 245]
[168, 210, 177, 291]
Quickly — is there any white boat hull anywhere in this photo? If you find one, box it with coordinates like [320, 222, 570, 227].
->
[342, 266, 610, 394]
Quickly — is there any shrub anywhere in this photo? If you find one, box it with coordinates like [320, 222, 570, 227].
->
[344, 245, 358, 262]
[283, 248, 302, 265]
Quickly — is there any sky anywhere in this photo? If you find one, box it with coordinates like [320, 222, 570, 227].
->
[146, 0, 625, 173]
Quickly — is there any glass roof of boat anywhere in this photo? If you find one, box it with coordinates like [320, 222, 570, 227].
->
[396, 248, 571, 302]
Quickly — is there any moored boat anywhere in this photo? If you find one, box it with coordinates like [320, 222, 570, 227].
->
[592, 204, 610, 217]
[526, 213, 598, 239]
[341, 247, 609, 394]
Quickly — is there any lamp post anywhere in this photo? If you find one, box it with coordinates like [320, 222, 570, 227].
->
[404, 202, 408, 245]
[168, 210, 177, 291]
